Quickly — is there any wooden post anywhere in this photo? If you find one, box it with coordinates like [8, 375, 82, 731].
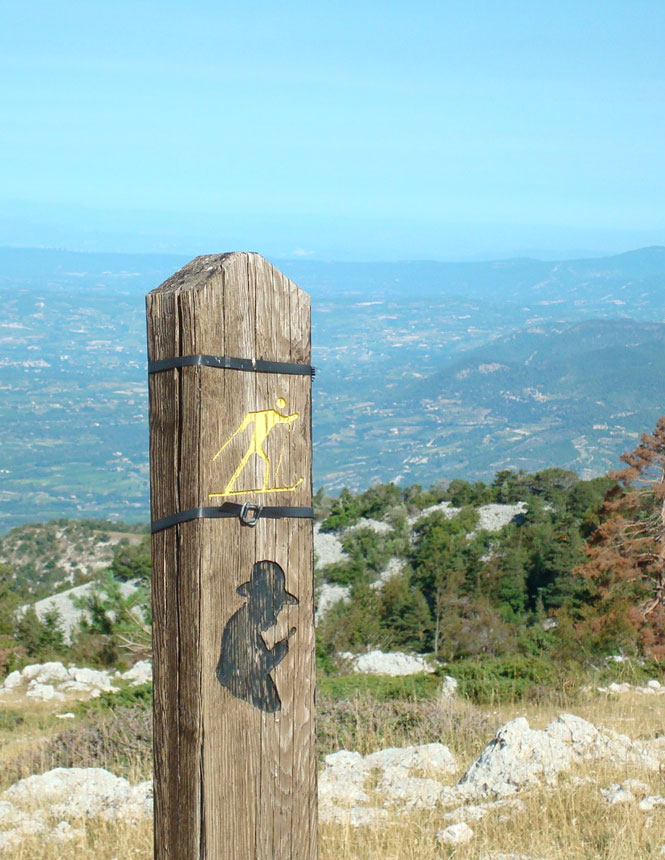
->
[146, 253, 316, 860]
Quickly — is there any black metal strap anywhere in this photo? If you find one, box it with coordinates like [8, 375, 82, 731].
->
[148, 354, 315, 377]
[151, 502, 314, 534]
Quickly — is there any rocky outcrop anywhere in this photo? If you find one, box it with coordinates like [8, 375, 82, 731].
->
[0, 660, 152, 703]
[2, 709, 665, 847]
[24, 579, 139, 643]
[313, 524, 347, 568]
[318, 712, 665, 829]
[315, 583, 350, 624]
[455, 713, 660, 801]
[318, 742, 458, 824]
[341, 650, 435, 676]
[595, 679, 665, 695]
[0, 767, 151, 848]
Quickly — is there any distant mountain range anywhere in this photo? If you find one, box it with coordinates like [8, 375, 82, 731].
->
[1, 245, 664, 529]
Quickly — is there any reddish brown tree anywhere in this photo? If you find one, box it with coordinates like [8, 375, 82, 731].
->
[577, 416, 665, 657]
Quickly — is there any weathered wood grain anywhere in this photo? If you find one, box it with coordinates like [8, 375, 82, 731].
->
[147, 253, 316, 860]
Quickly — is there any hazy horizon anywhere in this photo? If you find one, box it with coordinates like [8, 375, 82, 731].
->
[2, 2, 664, 263]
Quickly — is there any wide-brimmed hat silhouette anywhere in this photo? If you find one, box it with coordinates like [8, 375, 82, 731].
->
[236, 560, 298, 605]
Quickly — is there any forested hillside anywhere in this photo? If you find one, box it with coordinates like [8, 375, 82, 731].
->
[2, 416, 664, 688]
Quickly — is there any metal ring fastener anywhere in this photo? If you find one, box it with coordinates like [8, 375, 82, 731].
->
[239, 502, 263, 526]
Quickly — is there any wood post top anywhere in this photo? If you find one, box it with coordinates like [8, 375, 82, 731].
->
[148, 252, 308, 303]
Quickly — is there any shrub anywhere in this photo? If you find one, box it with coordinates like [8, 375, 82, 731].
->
[448, 654, 577, 705]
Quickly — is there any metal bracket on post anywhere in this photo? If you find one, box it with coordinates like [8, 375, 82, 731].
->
[239, 502, 263, 526]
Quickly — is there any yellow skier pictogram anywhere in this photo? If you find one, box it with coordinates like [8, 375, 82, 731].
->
[209, 397, 303, 497]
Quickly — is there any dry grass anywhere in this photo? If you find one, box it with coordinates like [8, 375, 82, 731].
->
[320, 770, 665, 860]
[0, 703, 151, 790]
[318, 690, 665, 860]
[3, 820, 152, 860]
[0, 689, 664, 858]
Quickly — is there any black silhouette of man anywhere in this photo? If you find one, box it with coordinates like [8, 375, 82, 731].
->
[216, 560, 298, 713]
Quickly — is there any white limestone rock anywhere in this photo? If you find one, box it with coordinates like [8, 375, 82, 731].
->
[67, 666, 115, 691]
[457, 717, 573, 798]
[349, 650, 434, 676]
[377, 769, 443, 809]
[545, 713, 660, 771]
[639, 796, 665, 812]
[24, 580, 139, 644]
[51, 820, 84, 842]
[621, 779, 650, 796]
[444, 803, 490, 823]
[478, 855, 546, 860]
[0, 768, 151, 849]
[2, 670, 22, 689]
[440, 675, 459, 699]
[2, 767, 152, 822]
[475, 503, 527, 532]
[608, 682, 632, 694]
[26, 682, 65, 702]
[444, 797, 526, 823]
[319, 805, 388, 827]
[119, 660, 152, 685]
[437, 821, 474, 845]
[408, 502, 457, 526]
[600, 786, 635, 805]
[21, 664, 45, 682]
[318, 751, 370, 805]
[318, 774, 369, 805]
[0, 831, 22, 849]
[345, 518, 393, 535]
[370, 556, 404, 590]
[365, 742, 457, 775]
[315, 583, 351, 624]
[34, 661, 70, 685]
[313, 524, 347, 568]
[323, 750, 369, 775]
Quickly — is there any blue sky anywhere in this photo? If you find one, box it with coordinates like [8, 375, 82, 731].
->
[2, 1, 664, 259]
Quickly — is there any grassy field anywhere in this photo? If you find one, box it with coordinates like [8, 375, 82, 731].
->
[0, 680, 664, 858]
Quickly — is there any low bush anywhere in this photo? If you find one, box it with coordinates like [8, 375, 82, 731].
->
[447, 655, 580, 705]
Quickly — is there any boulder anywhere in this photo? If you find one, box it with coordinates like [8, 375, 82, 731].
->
[545, 713, 660, 771]
[365, 742, 457, 775]
[376, 769, 443, 809]
[640, 795, 665, 812]
[26, 683, 65, 702]
[436, 821, 474, 845]
[34, 662, 70, 685]
[67, 667, 115, 691]
[20, 664, 45, 682]
[440, 675, 459, 699]
[318, 751, 370, 805]
[457, 718, 573, 798]
[2, 671, 22, 689]
[119, 660, 152, 685]
[601, 786, 635, 805]
[0, 767, 152, 847]
[349, 650, 434, 676]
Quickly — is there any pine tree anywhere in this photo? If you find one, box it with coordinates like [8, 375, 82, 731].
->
[577, 416, 665, 656]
